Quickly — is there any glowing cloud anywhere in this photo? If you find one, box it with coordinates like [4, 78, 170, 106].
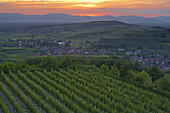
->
[0, 0, 170, 17]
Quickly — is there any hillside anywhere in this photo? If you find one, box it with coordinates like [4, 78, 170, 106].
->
[0, 21, 145, 42]
[0, 21, 138, 33]
[0, 69, 169, 113]
[0, 55, 170, 112]
[0, 21, 169, 51]
[97, 27, 170, 50]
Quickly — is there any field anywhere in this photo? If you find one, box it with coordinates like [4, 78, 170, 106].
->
[0, 69, 169, 113]
[0, 21, 146, 43]
[0, 21, 169, 51]
[55, 55, 122, 59]
[0, 47, 39, 62]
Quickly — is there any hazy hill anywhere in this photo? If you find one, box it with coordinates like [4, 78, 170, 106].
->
[0, 13, 170, 27]
[0, 13, 113, 23]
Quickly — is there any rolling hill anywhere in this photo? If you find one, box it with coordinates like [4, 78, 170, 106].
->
[0, 20, 170, 51]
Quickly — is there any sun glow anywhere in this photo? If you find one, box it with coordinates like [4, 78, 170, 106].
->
[1, 0, 111, 2]
[0, 0, 170, 17]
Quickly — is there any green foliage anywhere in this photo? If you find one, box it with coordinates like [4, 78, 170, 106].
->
[101, 64, 110, 73]
[0, 96, 10, 113]
[127, 70, 137, 80]
[61, 55, 73, 68]
[0, 68, 169, 113]
[0, 60, 36, 73]
[148, 66, 164, 81]
[0, 61, 16, 73]
[0, 56, 168, 98]
[89, 59, 126, 69]
[0, 47, 38, 62]
[111, 64, 120, 77]
[9, 71, 55, 113]
[0, 73, 25, 113]
[120, 62, 131, 77]
[131, 61, 147, 71]
[1, 72, 40, 113]
[136, 70, 152, 87]
[16, 61, 28, 70]
[153, 76, 170, 91]
[70, 64, 101, 72]
[40, 55, 59, 71]
[0, 52, 7, 64]
[25, 57, 42, 65]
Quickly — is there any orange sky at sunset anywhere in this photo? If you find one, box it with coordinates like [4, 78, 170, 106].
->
[0, 0, 170, 17]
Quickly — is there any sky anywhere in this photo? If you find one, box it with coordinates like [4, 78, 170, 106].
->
[0, 0, 170, 17]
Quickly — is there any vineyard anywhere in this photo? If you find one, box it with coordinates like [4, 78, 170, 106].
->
[0, 69, 169, 113]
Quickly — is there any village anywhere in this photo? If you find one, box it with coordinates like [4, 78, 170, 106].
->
[3, 38, 112, 55]
[3, 38, 170, 70]
[126, 50, 170, 70]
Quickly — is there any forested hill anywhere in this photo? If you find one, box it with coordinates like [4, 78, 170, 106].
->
[25, 21, 128, 33]
[0, 21, 132, 33]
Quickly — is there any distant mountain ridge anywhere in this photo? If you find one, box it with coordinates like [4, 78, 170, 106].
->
[0, 13, 170, 27]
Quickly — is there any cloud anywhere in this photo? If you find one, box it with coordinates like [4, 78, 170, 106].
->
[0, 1, 170, 17]
[0, 3, 11, 6]
[100, 8, 170, 15]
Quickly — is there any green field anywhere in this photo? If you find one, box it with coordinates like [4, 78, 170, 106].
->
[0, 69, 169, 113]
[0, 21, 170, 51]
[0, 47, 38, 62]
[55, 55, 122, 59]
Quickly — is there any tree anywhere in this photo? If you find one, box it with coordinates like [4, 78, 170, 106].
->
[120, 62, 131, 77]
[153, 76, 170, 91]
[131, 61, 146, 72]
[111, 64, 120, 77]
[61, 56, 73, 68]
[40, 55, 59, 71]
[127, 70, 137, 80]
[148, 66, 164, 81]
[101, 64, 110, 73]
[136, 70, 152, 87]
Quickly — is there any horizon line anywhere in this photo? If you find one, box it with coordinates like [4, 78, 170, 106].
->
[1, 12, 169, 18]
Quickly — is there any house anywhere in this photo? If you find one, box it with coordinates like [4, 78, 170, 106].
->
[160, 55, 164, 58]
[117, 48, 124, 52]
[58, 42, 65, 45]
[126, 51, 133, 55]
